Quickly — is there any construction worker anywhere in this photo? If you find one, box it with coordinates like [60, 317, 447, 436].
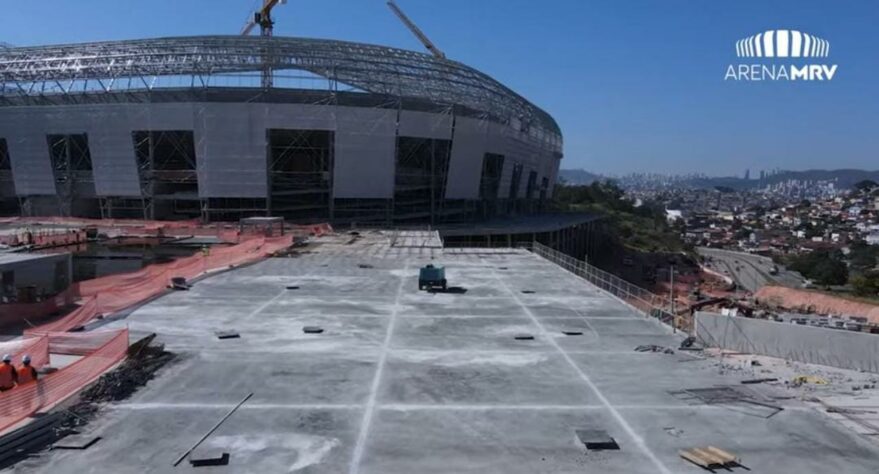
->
[0, 354, 17, 391]
[17, 355, 37, 385]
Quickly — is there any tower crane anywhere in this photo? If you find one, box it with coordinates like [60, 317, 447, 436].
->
[386, 0, 446, 59]
[241, 0, 287, 36]
[241, 0, 287, 88]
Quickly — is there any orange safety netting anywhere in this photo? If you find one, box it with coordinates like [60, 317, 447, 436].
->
[47, 329, 128, 356]
[24, 235, 296, 335]
[0, 336, 49, 369]
[0, 291, 75, 328]
[0, 329, 128, 433]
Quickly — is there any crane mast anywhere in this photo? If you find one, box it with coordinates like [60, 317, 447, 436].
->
[241, 0, 287, 87]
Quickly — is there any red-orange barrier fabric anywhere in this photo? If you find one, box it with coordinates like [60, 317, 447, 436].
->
[47, 329, 125, 356]
[0, 336, 49, 369]
[23, 297, 97, 336]
[24, 235, 295, 334]
[0, 329, 128, 433]
[0, 290, 75, 328]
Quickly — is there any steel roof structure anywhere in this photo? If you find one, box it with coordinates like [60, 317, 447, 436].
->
[0, 35, 561, 140]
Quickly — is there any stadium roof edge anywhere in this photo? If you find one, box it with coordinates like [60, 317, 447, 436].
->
[0, 35, 561, 138]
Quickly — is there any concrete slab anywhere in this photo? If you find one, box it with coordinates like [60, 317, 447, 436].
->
[16, 244, 879, 474]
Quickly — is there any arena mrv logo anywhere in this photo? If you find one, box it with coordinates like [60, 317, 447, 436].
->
[725, 29, 838, 81]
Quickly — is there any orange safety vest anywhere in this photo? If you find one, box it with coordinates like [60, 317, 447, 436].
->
[16, 365, 35, 385]
[0, 363, 16, 389]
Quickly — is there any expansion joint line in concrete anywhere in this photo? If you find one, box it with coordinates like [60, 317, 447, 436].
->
[480, 257, 674, 474]
[348, 260, 409, 474]
[242, 262, 327, 321]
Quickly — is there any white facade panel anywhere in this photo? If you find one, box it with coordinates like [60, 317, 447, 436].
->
[398, 110, 452, 140]
[263, 103, 337, 130]
[1, 108, 56, 195]
[445, 117, 488, 199]
[333, 107, 396, 199]
[84, 105, 142, 197]
[194, 104, 267, 198]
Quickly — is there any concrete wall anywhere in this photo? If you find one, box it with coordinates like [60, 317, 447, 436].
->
[0, 102, 559, 202]
[695, 311, 879, 373]
[0, 253, 72, 299]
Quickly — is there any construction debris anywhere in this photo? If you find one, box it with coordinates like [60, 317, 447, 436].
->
[169, 277, 191, 290]
[514, 334, 535, 340]
[562, 330, 583, 336]
[76, 341, 175, 405]
[634, 344, 674, 354]
[172, 393, 253, 467]
[190, 451, 230, 467]
[792, 375, 828, 386]
[215, 330, 240, 340]
[678, 336, 703, 351]
[303, 326, 324, 334]
[0, 413, 63, 468]
[740, 377, 778, 385]
[285, 285, 300, 290]
[53, 434, 101, 450]
[679, 446, 742, 471]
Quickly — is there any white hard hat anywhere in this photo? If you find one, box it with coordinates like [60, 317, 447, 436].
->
[22, 355, 31, 364]
[1, 354, 10, 362]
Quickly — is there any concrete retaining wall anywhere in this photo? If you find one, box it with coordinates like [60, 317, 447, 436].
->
[695, 311, 879, 373]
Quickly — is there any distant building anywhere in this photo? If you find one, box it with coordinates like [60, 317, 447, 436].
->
[744, 169, 750, 180]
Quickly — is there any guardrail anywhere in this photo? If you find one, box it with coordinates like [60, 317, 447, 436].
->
[528, 241, 679, 330]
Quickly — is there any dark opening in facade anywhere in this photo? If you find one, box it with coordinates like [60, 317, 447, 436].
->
[132, 130, 200, 219]
[267, 129, 333, 221]
[393, 136, 451, 222]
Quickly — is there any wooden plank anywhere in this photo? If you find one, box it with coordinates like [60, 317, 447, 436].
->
[693, 448, 724, 465]
[705, 446, 736, 463]
[679, 449, 711, 468]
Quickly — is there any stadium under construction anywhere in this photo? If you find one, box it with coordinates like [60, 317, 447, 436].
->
[0, 35, 562, 225]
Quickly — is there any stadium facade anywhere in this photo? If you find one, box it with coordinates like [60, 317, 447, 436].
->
[0, 36, 562, 223]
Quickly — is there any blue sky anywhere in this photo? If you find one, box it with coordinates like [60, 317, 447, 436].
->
[4, 0, 878, 176]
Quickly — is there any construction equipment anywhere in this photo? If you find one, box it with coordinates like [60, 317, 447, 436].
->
[240, 0, 287, 88]
[386, 1, 446, 59]
[418, 264, 446, 291]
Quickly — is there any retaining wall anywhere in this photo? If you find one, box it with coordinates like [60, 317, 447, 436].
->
[695, 311, 879, 373]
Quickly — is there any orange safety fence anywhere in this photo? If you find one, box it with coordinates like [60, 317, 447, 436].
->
[24, 297, 98, 336]
[0, 290, 75, 328]
[24, 235, 296, 335]
[0, 336, 49, 369]
[47, 329, 128, 356]
[0, 329, 128, 434]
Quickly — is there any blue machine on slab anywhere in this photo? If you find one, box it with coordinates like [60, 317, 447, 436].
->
[418, 264, 446, 291]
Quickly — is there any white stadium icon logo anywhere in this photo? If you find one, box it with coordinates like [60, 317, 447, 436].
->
[736, 30, 829, 58]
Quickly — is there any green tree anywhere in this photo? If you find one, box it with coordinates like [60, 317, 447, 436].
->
[788, 250, 849, 286]
[851, 270, 879, 297]
[849, 242, 879, 272]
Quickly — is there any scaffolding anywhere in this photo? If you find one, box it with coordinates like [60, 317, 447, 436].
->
[47, 134, 97, 217]
[0, 139, 17, 214]
[393, 136, 451, 223]
[266, 128, 333, 221]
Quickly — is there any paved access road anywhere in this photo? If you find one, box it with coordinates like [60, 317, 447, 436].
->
[697, 247, 805, 293]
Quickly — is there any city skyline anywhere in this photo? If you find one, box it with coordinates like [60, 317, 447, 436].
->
[3, 0, 878, 175]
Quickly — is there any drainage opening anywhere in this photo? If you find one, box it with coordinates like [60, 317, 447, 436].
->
[576, 429, 620, 451]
